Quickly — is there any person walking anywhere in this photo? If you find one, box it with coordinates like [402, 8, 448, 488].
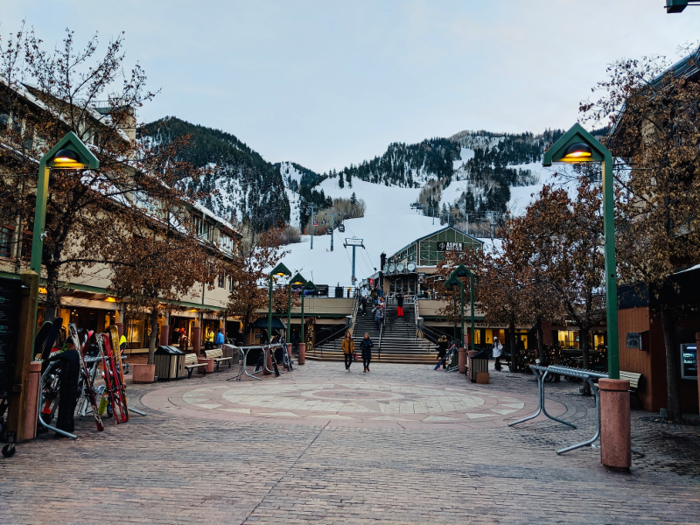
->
[341, 332, 355, 372]
[396, 292, 404, 318]
[436, 335, 448, 369]
[178, 328, 189, 352]
[215, 328, 225, 348]
[493, 336, 503, 371]
[360, 295, 367, 316]
[374, 306, 383, 331]
[360, 332, 374, 372]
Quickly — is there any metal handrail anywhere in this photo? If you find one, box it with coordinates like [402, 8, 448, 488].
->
[315, 323, 348, 348]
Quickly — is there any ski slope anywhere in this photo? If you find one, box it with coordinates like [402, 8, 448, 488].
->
[279, 178, 446, 288]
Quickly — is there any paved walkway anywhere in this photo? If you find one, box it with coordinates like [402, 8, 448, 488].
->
[1, 360, 698, 524]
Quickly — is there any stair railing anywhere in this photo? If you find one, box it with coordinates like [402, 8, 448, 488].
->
[378, 303, 387, 361]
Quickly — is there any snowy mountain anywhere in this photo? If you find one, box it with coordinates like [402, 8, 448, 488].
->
[141, 117, 290, 230]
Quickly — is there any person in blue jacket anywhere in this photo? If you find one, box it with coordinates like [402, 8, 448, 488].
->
[215, 328, 225, 347]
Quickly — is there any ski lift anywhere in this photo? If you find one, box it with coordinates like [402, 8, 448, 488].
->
[338, 224, 345, 232]
[313, 220, 318, 226]
[326, 227, 332, 234]
[322, 219, 327, 225]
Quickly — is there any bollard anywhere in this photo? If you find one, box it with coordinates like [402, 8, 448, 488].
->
[458, 348, 467, 373]
[22, 362, 42, 441]
[599, 378, 631, 472]
[298, 343, 306, 365]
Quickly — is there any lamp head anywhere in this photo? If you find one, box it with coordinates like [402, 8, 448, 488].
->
[50, 148, 88, 169]
[562, 142, 593, 162]
[451, 264, 473, 279]
[290, 272, 306, 286]
[270, 262, 291, 277]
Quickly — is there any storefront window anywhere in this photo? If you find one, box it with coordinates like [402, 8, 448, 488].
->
[485, 329, 493, 345]
[474, 329, 481, 345]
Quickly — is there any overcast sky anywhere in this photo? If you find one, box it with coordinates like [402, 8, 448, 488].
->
[1, 1, 697, 172]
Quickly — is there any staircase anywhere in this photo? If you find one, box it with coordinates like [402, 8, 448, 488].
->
[309, 302, 436, 364]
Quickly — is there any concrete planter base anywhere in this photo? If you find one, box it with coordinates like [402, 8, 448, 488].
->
[198, 358, 215, 373]
[132, 364, 156, 384]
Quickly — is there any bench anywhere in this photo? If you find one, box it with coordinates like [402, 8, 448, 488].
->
[620, 371, 643, 407]
[205, 348, 233, 371]
[184, 353, 207, 378]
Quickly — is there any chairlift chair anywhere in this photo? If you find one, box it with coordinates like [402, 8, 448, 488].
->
[338, 224, 345, 232]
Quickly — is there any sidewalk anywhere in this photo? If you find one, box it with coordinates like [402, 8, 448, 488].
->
[1, 360, 698, 524]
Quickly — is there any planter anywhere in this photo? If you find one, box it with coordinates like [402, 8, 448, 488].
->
[132, 364, 156, 384]
[198, 357, 215, 374]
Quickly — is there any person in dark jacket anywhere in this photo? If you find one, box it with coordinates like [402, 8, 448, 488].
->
[436, 335, 448, 369]
[396, 293, 404, 317]
[360, 333, 374, 372]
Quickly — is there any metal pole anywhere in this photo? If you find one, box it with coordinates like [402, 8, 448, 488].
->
[330, 214, 335, 251]
[470, 275, 475, 353]
[460, 281, 465, 348]
[267, 274, 273, 343]
[300, 293, 305, 347]
[29, 162, 49, 340]
[351, 246, 356, 285]
[287, 281, 292, 344]
[602, 155, 619, 379]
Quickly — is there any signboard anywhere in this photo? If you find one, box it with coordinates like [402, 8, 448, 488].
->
[0, 278, 21, 400]
[680, 344, 697, 380]
[437, 241, 463, 252]
[313, 220, 318, 226]
[369, 278, 374, 287]
[626, 332, 641, 349]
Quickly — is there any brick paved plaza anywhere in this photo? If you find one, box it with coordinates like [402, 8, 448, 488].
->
[1, 360, 698, 524]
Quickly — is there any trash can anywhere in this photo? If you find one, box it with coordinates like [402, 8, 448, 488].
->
[154, 346, 186, 380]
[468, 348, 489, 383]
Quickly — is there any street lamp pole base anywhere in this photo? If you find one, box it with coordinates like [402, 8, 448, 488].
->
[599, 378, 631, 472]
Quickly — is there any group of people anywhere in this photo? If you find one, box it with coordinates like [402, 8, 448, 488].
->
[435, 335, 504, 371]
[341, 332, 374, 372]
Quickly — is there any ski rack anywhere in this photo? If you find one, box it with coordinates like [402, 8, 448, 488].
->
[229, 344, 283, 382]
[37, 360, 77, 439]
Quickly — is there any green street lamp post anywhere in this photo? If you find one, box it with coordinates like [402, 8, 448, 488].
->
[32, 132, 100, 335]
[288, 272, 307, 343]
[268, 263, 291, 343]
[543, 123, 619, 379]
[445, 264, 475, 352]
[299, 280, 318, 345]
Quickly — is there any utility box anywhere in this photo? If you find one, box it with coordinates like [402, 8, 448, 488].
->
[334, 286, 343, 298]
[154, 345, 185, 380]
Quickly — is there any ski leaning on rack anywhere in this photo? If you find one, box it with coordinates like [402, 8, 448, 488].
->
[109, 325, 129, 419]
[68, 325, 103, 432]
[100, 333, 128, 424]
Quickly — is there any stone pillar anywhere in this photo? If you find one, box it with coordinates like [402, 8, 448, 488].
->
[298, 343, 306, 365]
[599, 378, 631, 472]
[458, 347, 467, 373]
[192, 327, 201, 355]
[696, 332, 700, 415]
[21, 361, 42, 441]
[159, 323, 169, 346]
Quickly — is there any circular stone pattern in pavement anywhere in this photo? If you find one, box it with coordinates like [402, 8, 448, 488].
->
[141, 380, 561, 430]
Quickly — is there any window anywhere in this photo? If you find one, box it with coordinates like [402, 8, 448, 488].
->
[194, 216, 210, 240]
[220, 234, 234, 252]
[0, 225, 14, 258]
[218, 273, 225, 289]
[228, 276, 234, 291]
